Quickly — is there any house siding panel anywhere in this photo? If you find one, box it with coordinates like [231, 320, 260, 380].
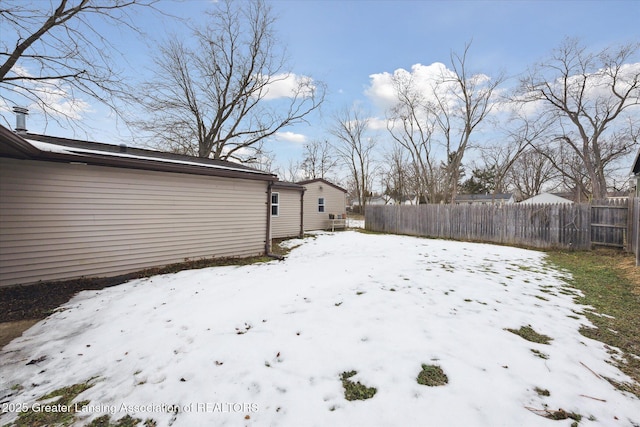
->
[0, 158, 268, 286]
[302, 181, 347, 231]
[271, 188, 303, 239]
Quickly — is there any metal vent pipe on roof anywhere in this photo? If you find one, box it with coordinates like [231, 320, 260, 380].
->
[13, 106, 28, 133]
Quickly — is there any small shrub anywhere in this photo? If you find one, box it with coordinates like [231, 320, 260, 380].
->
[417, 364, 448, 387]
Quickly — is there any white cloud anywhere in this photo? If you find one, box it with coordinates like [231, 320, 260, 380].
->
[260, 73, 315, 100]
[365, 62, 498, 113]
[367, 116, 391, 131]
[38, 85, 92, 120]
[365, 63, 450, 109]
[275, 131, 307, 144]
[5, 65, 93, 120]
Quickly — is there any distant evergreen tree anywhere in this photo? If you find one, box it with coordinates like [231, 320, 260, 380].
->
[460, 166, 497, 194]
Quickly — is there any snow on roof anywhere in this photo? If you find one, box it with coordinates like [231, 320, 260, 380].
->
[520, 193, 573, 204]
[456, 193, 514, 202]
[25, 138, 270, 176]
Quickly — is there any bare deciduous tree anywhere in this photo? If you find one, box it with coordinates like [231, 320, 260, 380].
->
[381, 143, 413, 204]
[474, 116, 544, 196]
[386, 42, 503, 203]
[516, 38, 640, 199]
[275, 158, 302, 182]
[433, 43, 505, 202]
[135, 0, 324, 161]
[330, 106, 377, 214]
[386, 71, 439, 203]
[507, 147, 560, 200]
[0, 0, 156, 127]
[301, 139, 338, 180]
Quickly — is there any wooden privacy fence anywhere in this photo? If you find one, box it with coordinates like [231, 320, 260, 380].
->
[590, 199, 631, 248]
[630, 198, 640, 265]
[365, 199, 640, 255]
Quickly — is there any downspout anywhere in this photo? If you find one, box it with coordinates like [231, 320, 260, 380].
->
[299, 188, 306, 237]
[266, 181, 273, 255]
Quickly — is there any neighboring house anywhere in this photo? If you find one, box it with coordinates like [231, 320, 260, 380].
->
[455, 193, 515, 205]
[368, 195, 395, 205]
[0, 124, 278, 287]
[632, 148, 640, 198]
[297, 178, 347, 231]
[270, 181, 305, 239]
[400, 195, 420, 205]
[520, 193, 574, 204]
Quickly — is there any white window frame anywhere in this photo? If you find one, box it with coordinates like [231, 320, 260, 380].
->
[271, 192, 279, 216]
[318, 197, 325, 213]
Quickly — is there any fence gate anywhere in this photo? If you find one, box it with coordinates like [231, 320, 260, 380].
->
[590, 201, 629, 248]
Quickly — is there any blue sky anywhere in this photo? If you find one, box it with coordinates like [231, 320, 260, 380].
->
[3, 0, 640, 176]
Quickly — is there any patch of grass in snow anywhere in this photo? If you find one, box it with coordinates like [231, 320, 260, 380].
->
[86, 415, 156, 427]
[272, 236, 312, 257]
[440, 263, 455, 272]
[4, 379, 157, 427]
[526, 406, 582, 425]
[513, 264, 540, 273]
[505, 325, 553, 344]
[534, 387, 550, 397]
[531, 349, 549, 360]
[546, 250, 640, 398]
[545, 408, 581, 423]
[7, 382, 93, 427]
[340, 371, 377, 401]
[416, 364, 448, 387]
[155, 254, 274, 274]
[558, 287, 580, 296]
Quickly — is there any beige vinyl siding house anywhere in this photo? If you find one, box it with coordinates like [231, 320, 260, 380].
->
[0, 125, 276, 287]
[297, 178, 347, 231]
[270, 182, 305, 239]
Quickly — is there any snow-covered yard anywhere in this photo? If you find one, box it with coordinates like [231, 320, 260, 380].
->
[346, 217, 364, 229]
[1, 231, 638, 426]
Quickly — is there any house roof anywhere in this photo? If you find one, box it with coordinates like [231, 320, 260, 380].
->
[520, 193, 573, 204]
[296, 178, 347, 193]
[456, 193, 514, 202]
[272, 181, 305, 191]
[0, 125, 277, 182]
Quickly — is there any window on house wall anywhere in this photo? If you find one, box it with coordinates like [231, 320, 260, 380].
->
[318, 197, 325, 213]
[271, 192, 279, 216]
